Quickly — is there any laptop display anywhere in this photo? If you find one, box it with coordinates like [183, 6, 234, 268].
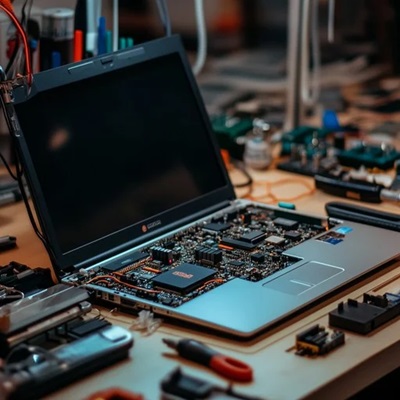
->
[9, 35, 400, 338]
[13, 39, 234, 270]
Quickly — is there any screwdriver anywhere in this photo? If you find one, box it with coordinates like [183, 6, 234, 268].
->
[162, 337, 253, 382]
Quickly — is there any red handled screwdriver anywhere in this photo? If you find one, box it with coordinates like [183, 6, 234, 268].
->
[162, 338, 253, 382]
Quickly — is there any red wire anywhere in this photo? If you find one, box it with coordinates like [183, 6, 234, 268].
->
[0, 0, 13, 12]
[0, 4, 33, 85]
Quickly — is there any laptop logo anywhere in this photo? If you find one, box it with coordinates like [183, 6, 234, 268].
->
[142, 220, 162, 233]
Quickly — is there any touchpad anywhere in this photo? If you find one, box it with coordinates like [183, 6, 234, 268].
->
[264, 261, 344, 295]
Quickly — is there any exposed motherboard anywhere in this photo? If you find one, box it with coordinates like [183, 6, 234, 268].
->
[63, 205, 331, 310]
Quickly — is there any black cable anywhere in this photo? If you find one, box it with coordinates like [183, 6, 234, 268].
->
[0, 151, 17, 180]
[230, 158, 253, 199]
[10, 135, 59, 274]
[231, 159, 253, 188]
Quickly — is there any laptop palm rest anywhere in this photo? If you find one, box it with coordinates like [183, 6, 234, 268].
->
[264, 262, 344, 295]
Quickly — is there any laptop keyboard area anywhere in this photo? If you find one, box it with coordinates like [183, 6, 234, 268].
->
[63, 204, 334, 309]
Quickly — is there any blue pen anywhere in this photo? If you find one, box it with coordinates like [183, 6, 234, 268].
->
[97, 16, 107, 55]
[51, 51, 61, 68]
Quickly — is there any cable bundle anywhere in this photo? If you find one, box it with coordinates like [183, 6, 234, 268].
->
[0, 0, 32, 85]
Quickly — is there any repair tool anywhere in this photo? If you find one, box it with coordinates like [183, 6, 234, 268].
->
[162, 338, 253, 382]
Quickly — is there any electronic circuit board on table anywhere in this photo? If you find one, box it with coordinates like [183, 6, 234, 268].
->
[63, 204, 332, 310]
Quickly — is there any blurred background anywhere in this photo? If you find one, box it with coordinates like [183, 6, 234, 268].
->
[1, 0, 400, 163]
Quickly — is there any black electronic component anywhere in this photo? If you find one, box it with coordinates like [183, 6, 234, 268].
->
[274, 209, 327, 228]
[241, 230, 266, 243]
[66, 318, 111, 338]
[194, 247, 223, 266]
[284, 230, 302, 240]
[151, 246, 174, 265]
[152, 263, 216, 294]
[203, 222, 231, 232]
[273, 217, 299, 230]
[161, 367, 262, 400]
[229, 260, 245, 267]
[241, 212, 252, 224]
[226, 211, 238, 221]
[329, 292, 400, 334]
[163, 241, 176, 249]
[161, 367, 214, 399]
[251, 253, 265, 263]
[219, 237, 256, 251]
[295, 324, 345, 356]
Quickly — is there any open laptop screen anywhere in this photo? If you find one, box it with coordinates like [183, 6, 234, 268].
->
[13, 37, 232, 268]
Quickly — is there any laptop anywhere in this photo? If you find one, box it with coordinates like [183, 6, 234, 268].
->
[8, 34, 400, 338]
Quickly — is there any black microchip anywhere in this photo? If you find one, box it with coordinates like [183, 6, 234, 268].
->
[251, 253, 265, 263]
[164, 241, 176, 249]
[152, 263, 216, 294]
[284, 230, 302, 240]
[241, 230, 266, 243]
[229, 260, 245, 267]
[203, 222, 231, 232]
[273, 217, 299, 230]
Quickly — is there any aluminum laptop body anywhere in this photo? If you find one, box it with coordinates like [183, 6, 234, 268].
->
[10, 35, 400, 338]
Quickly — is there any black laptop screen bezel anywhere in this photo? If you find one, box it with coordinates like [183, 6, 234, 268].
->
[12, 35, 236, 271]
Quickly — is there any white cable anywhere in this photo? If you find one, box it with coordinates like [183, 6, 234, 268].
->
[192, 0, 207, 76]
[86, 0, 102, 55]
[112, 0, 119, 51]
